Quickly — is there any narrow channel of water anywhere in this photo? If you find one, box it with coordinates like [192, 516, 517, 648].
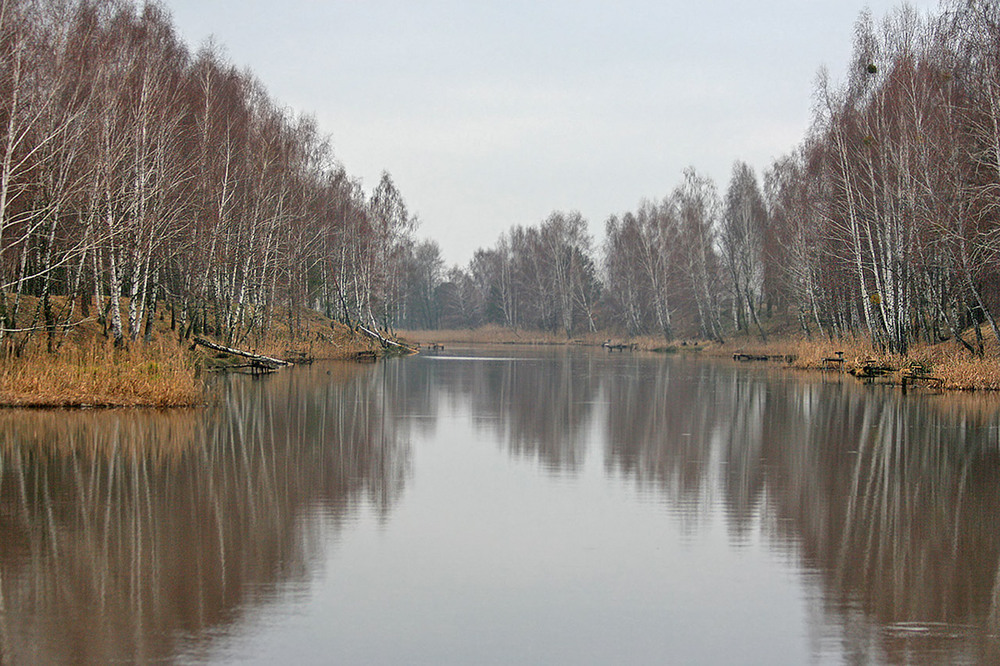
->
[1, 346, 998, 664]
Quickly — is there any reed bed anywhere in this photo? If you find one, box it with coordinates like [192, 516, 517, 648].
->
[0, 296, 399, 407]
[923, 356, 1000, 391]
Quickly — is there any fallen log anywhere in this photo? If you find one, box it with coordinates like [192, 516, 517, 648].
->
[356, 325, 418, 354]
[901, 372, 943, 391]
[851, 360, 893, 381]
[193, 337, 291, 366]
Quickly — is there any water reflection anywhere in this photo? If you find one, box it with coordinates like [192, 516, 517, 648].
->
[603, 360, 725, 514]
[456, 353, 601, 469]
[412, 350, 1000, 663]
[757, 382, 1000, 664]
[387, 349, 603, 470]
[1, 349, 999, 664]
[0, 363, 408, 664]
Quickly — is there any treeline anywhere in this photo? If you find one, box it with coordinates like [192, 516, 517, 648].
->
[402, 1, 1000, 357]
[0, 0, 416, 353]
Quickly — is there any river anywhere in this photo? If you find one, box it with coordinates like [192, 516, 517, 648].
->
[1, 346, 999, 664]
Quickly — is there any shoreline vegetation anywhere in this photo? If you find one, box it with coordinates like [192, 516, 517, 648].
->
[0, 297, 389, 408]
[398, 325, 1000, 392]
[389, 1, 1000, 392]
[2, 316, 996, 409]
[0, 2, 423, 407]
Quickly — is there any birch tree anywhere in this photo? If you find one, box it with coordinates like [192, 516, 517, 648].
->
[721, 161, 768, 340]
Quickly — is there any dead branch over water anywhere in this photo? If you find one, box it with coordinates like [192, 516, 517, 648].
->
[193, 336, 290, 367]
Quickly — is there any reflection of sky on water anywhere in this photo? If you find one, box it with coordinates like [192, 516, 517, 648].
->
[231, 399, 810, 665]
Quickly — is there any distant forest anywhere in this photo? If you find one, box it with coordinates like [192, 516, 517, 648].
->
[410, 1, 1000, 357]
[4, 0, 1000, 357]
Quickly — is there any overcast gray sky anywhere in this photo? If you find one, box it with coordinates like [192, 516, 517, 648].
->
[162, 0, 939, 265]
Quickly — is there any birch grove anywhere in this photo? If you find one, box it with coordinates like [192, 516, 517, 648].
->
[0, 0, 417, 354]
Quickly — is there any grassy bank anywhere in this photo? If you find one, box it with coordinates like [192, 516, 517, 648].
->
[9, 309, 993, 407]
[0, 297, 387, 407]
[0, 340, 203, 407]
[717, 334, 1000, 391]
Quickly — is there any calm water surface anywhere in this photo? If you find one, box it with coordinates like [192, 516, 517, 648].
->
[1, 346, 1000, 664]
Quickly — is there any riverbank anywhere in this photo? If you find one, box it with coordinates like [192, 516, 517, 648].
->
[12, 314, 990, 408]
[0, 340, 204, 408]
[701, 331, 1000, 391]
[398, 326, 1000, 391]
[0, 297, 388, 407]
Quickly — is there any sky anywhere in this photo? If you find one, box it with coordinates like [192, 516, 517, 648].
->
[162, 0, 940, 266]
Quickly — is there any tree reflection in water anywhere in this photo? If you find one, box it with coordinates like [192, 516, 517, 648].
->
[603, 358, 1000, 663]
[432, 350, 603, 470]
[0, 363, 409, 665]
[423, 351, 1000, 663]
[1, 351, 999, 664]
[756, 381, 1000, 664]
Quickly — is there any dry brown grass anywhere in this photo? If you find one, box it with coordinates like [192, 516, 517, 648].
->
[405, 319, 1000, 391]
[410, 324, 1000, 391]
[0, 338, 204, 407]
[228, 310, 378, 360]
[16, 292, 1000, 399]
[929, 357, 1000, 391]
[715, 328, 1000, 391]
[913, 334, 1000, 390]
[0, 296, 384, 407]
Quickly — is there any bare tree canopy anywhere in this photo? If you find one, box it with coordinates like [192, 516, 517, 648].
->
[0, 0, 417, 353]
